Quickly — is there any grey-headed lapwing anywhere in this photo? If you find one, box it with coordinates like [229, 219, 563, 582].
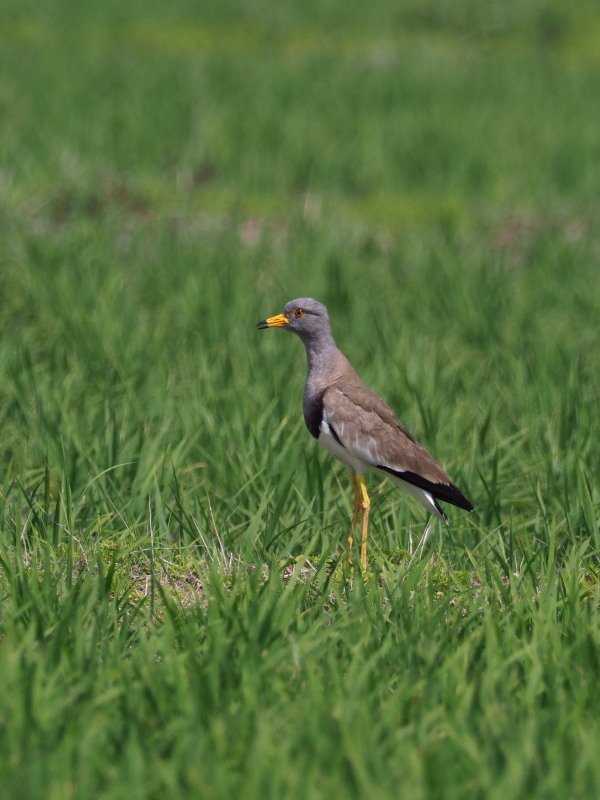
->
[257, 298, 473, 569]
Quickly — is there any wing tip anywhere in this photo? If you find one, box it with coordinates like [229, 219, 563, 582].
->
[376, 463, 473, 513]
[449, 486, 474, 512]
[437, 483, 474, 513]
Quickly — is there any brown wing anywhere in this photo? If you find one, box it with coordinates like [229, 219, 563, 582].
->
[322, 377, 473, 511]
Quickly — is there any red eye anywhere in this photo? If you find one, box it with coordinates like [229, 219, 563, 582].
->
[293, 309, 305, 318]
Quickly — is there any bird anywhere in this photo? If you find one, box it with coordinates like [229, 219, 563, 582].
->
[256, 298, 473, 570]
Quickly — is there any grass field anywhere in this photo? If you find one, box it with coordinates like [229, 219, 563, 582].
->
[1, 0, 600, 797]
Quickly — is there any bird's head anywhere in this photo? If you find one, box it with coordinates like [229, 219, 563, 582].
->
[256, 298, 331, 341]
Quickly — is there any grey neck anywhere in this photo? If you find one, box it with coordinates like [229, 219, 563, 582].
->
[300, 332, 351, 400]
[302, 329, 337, 371]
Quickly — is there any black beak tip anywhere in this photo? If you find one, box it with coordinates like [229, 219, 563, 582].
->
[256, 320, 269, 330]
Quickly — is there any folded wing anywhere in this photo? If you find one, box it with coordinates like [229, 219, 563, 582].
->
[323, 381, 473, 513]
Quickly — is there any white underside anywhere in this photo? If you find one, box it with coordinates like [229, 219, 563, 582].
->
[375, 469, 444, 518]
[317, 418, 444, 520]
[317, 423, 367, 473]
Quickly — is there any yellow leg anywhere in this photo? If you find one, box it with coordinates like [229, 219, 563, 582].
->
[347, 473, 370, 570]
[347, 473, 362, 561]
[358, 475, 371, 571]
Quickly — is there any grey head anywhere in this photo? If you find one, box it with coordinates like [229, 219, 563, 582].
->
[256, 297, 357, 418]
[256, 298, 335, 347]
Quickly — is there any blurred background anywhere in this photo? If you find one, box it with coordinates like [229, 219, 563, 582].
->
[1, 1, 600, 797]
[2, 0, 599, 543]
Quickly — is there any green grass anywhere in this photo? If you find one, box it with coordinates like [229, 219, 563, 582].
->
[1, 0, 599, 797]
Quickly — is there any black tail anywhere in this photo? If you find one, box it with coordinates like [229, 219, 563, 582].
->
[376, 464, 474, 512]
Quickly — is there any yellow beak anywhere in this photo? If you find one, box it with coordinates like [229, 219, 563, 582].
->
[256, 313, 288, 329]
